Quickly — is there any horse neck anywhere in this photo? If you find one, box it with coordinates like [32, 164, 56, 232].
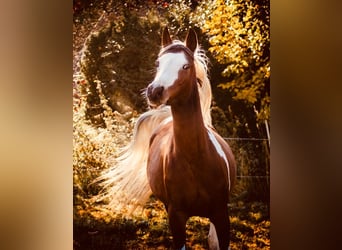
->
[171, 78, 208, 156]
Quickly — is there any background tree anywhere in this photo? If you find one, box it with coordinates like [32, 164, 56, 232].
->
[202, 0, 270, 129]
[193, 0, 270, 201]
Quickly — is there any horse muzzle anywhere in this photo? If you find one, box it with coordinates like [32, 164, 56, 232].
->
[146, 84, 166, 107]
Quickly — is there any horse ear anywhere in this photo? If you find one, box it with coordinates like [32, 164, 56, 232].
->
[185, 28, 197, 53]
[162, 27, 172, 47]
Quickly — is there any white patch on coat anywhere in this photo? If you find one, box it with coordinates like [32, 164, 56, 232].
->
[207, 129, 231, 190]
[208, 222, 219, 250]
[152, 52, 188, 89]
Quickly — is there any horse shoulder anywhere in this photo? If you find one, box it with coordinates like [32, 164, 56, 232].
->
[149, 120, 172, 146]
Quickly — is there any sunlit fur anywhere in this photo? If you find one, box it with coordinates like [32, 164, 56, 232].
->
[95, 40, 212, 214]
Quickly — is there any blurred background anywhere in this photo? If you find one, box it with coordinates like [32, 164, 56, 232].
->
[1, 0, 340, 249]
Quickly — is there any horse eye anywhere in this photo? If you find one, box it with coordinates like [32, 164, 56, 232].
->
[183, 64, 190, 70]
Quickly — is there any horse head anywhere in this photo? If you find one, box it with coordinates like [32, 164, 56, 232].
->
[147, 27, 199, 108]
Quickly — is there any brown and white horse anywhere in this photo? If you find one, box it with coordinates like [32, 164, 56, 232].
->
[146, 28, 236, 250]
[96, 29, 212, 213]
[96, 27, 235, 249]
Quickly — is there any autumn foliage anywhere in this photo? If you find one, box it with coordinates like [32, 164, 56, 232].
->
[203, 0, 270, 122]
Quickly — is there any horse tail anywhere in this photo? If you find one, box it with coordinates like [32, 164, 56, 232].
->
[95, 106, 172, 215]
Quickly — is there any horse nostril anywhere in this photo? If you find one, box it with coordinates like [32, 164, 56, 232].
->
[154, 86, 164, 99]
[147, 85, 164, 102]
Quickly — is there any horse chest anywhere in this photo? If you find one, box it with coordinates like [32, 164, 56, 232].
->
[164, 155, 226, 211]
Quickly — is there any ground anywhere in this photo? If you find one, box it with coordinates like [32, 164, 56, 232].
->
[74, 198, 270, 249]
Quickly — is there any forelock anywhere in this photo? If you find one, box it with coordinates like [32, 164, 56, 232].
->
[159, 43, 194, 61]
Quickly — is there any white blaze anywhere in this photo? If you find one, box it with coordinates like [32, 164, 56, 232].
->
[153, 52, 188, 89]
[207, 129, 231, 190]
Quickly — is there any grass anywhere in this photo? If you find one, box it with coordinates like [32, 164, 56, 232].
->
[73, 197, 269, 249]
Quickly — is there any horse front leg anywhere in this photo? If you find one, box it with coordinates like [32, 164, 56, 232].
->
[168, 206, 188, 249]
[210, 206, 230, 250]
[208, 222, 219, 250]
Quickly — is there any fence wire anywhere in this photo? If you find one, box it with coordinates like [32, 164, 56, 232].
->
[223, 137, 270, 179]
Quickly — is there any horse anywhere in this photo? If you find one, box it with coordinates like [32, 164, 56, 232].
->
[95, 29, 213, 213]
[95, 27, 235, 249]
[145, 27, 236, 250]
